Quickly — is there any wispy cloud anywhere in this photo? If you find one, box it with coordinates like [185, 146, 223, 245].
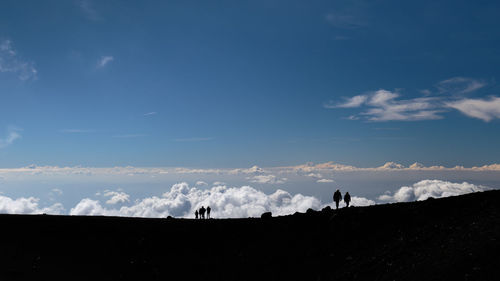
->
[326, 77, 496, 122]
[324, 95, 368, 108]
[112, 134, 147, 138]
[174, 137, 214, 142]
[0, 127, 22, 149]
[437, 77, 486, 95]
[327, 90, 442, 121]
[325, 12, 365, 29]
[143, 112, 157, 116]
[0, 39, 37, 80]
[76, 0, 100, 21]
[97, 56, 114, 68]
[446, 97, 500, 122]
[60, 129, 95, 133]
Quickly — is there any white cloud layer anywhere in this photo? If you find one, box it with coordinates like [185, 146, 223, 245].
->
[378, 180, 489, 202]
[0, 39, 37, 80]
[0, 195, 63, 215]
[0, 180, 492, 218]
[1, 162, 499, 180]
[70, 183, 322, 218]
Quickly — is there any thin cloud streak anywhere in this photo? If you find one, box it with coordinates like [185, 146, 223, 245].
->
[174, 137, 214, 142]
[112, 134, 147, 138]
[97, 56, 114, 68]
[60, 129, 96, 133]
[77, 0, 101, 21]
[437, 77, 486, 95]
[0, 128, 22, 149]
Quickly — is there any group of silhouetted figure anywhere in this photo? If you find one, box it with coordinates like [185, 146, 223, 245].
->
[192, 190, 351, 219]
[195, 206, 211, 219]
[333, 189, 351, 209]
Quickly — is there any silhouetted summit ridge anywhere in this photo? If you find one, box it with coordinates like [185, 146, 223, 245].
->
[0, 190, 499, 281]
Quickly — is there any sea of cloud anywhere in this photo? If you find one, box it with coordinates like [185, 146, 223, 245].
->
[0, 179, 492, 218]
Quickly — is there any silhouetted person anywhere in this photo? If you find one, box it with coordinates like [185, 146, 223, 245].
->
[195, 210, 199, 219]
[199, 206, 206, 219]
[206, 206, 211, 219]
[333, 189, 342, 209]
[344, 192, 351, 208]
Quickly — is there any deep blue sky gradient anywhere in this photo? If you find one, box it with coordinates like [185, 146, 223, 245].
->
[1, 0, 499, 168]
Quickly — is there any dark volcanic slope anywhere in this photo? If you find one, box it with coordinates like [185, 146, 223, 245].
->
[1, 191, 499, 281]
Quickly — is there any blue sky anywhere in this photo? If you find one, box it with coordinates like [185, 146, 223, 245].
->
[0, 1, 499, 217]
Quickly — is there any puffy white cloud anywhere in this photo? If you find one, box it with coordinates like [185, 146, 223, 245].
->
[195, 181, 208, 186]
[306, 173, 323, 178]
[351, 196, 376, 206]
[70, 183, 322, 218]
[0, 195, 63, 214]
[378, 180, 489, 202]
[0, 39, 37, 80]
[377, 162, 405, 170]
[446, 97, 500, 122]
[70, 198, 119, 216]
[103, 191, 130, 204]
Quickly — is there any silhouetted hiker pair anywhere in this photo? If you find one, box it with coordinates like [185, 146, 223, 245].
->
[333, 189, 351, 209]
[195, 206, 211, 219]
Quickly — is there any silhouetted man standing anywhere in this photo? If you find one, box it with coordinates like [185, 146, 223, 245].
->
[195, 210, 199, 219]
[199, 206, 206, 219]
[206, 206, 211, 219]
[333, 189, 342, 209]
[344, 192, 351, 208]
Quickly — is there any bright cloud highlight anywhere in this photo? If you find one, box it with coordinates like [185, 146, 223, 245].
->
[378, 180, 489, 202]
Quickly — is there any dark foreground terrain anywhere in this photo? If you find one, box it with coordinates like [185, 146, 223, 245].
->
[1, 191, 499, 281]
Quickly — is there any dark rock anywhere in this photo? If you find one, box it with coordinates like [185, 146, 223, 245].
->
[261, 212, 272, 219]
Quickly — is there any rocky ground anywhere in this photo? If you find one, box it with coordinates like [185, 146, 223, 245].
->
[0, 190, 499, 281]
